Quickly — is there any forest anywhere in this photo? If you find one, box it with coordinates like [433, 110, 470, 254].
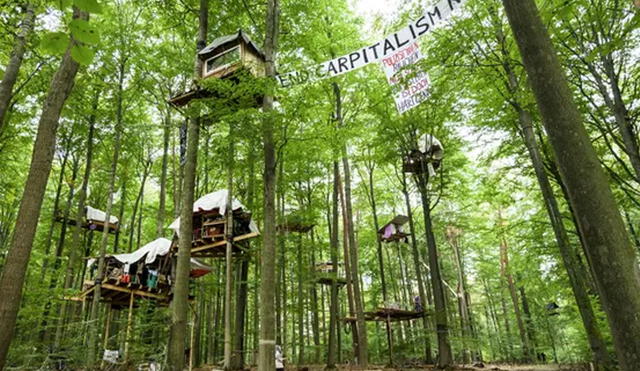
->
[0, 0, 639, 370]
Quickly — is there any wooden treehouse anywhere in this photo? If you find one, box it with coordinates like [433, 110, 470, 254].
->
[378, 215, 411, 243]
[168, 190, 259, 258]
[403, 134, 444, 175]
[314, 262, 347, 287]
[73, 238, 212, 309]
[55, 205, 119, 234]
[169, 30, 266, 108]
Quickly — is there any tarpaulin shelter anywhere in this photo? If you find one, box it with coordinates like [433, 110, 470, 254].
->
[169, 189, 259, 258]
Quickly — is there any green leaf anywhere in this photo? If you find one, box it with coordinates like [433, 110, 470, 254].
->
[70, 19, 100, 45]
[40, 32, 70, 55]
[71, 44, 95, 65]
[73, 0, 102, 13]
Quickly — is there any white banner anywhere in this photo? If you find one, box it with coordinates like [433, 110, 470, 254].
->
[381, 41, 431, 114]
[275, 0, 465, 88]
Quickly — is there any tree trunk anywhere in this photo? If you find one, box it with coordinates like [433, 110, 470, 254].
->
[414, 172, 453, 368]
[326, 161, 340, 369]
[231, 257, 249, 369]
[40, 156, 79, 343]
[223, 124, 235, 369]
[157, 111, 171, 238]
[502, 1, 640, 369]
[364, 160, 395, 364]
[498, 229, 531, 362]
[516, 106, 612, 368]
[257, 0, 279, 369]
[39, 133, 72, 282]
[54, 91, 101, 350]
[128, 157, 151, 252]
[447, 226, 473, 364]
[168, 1, 207, 369]
[0, 3, 35, 133]
[400, 170, 433, 364]
[87, 53, 127, 365]
[0, 9, 88, 368]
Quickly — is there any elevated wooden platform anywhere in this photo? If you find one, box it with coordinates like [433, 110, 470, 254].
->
[343, 308, 426, 322]
[71, 279, 173, 310]
[314, 273, 347, 287]
[277, 222, 315, 234]
[55, 214, 118, 233]
[181, 231, 259, 258]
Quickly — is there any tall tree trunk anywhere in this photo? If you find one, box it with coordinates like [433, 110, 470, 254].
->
[400, 170, 433, 363]
[168, 1, 207, 369]
[326, 161, 340, 369]
[128, 157, 151, 252]
[40, 156, 79, 343]
[0, 9, 88, 368]
[87, 53, 127, 366]
[498, 228, 531, 362]
[502, 1, 640, 369]
[364, 160, 395, 364]
[414, 171, 453, 368]
[231, 257, 249, 369]
[446, 226, 473, 364]
[516, 106, 612, 368]
[0, 3, 35, 133]
[157, 111, 171, 238]
[223, 124, 235, 369]
[54, 92, 98, 347]
[297, 233, 305, 365]
[257, 0, 279, 369]
[39, 133, 72, 281]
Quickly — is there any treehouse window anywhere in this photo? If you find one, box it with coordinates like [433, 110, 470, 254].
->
[204, 46, 240, 76]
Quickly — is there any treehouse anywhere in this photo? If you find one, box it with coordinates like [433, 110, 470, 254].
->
[378, 215, 410, 243]
[76, 238, 212, 309]
[56, 205, 119, 233]
[403, 134, 444, 175]
[169, 30, 266, 108]
[314, 262, 347, 287]
[168, 190, 260, 258]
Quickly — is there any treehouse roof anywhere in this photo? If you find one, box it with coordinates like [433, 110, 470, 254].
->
[198, 30, 265, 61]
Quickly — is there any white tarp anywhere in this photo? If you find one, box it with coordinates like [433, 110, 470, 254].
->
[168, 189, 259, 235]
[275, 0, 466, 88]
[87, 238, 171, 268]
[85, 206, 119, 224]
[418, 134, 444, 176]
[87, 238, 213, 275]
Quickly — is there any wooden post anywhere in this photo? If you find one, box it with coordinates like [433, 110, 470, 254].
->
[124, 292, 134, 362]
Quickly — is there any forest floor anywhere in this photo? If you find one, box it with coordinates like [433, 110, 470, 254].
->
[195, 363, 593, 371]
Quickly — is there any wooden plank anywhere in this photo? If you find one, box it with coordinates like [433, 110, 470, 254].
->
[101, 283, 168, 301]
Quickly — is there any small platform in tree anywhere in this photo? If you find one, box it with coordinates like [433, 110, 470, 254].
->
[343, 307, 427, 322]
[378, 215, 411, 243]
[55, 205, 119, 234]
